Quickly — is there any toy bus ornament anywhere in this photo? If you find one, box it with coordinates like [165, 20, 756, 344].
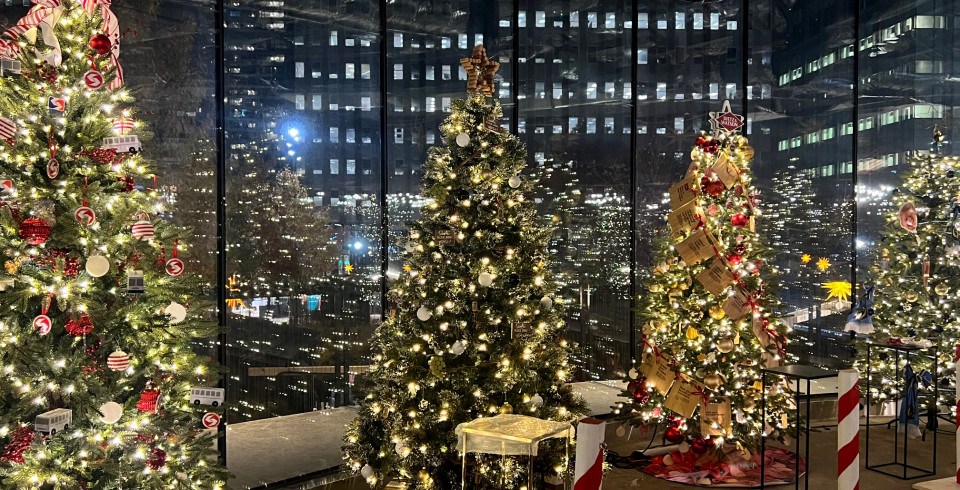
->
[190, 387, 224, 407]
[101, 135, 142, 154]
[34, 408, 72, 435]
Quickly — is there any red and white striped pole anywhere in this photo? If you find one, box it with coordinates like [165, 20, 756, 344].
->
[955, 345, 960, 484]
[838, 368, 860, 490]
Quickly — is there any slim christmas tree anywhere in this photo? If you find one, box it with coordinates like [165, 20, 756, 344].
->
[0, 3, 227, 488]
[615, 102, 793, 463]
[862, 130, 959, 409]
[343, 45, 585, 489]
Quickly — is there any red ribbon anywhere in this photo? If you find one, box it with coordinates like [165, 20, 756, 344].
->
[0, 0, 62, 61]
[692, 385, 711, 406]
[80, 0, 123, 89]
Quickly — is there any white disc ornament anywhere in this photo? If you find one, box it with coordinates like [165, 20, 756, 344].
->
[98, 401, 123, 424]
[107, 350, 130, 371]
[33, 314, 52, 335]
[508, 175, 522, 189]
[165, 258, 184, 277]
[455, 133, 470, 147]
[478, 272, 494, 287]
[85, 255, 110, 277]
[164, 302, 187, 324]
[450, 340, 467, 356]
[74, 206, 97, 226]
[360, 464, 375, 479]
[131, 220, 155, 240]
[416, 306, 432, 321]
[628, 368, 639, 380]
[395, 441, 409, 457]
[540, 295, 553, 310]
[616, 425, 627, 438]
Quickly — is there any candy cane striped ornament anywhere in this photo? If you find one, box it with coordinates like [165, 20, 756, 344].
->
[0, 117, 16, 144]
[112, 116, 134, 135]
[107, 350, 129, 371]
[955, 345, 960, 484]
[837, 368, 860, 490]
[131, 220, 154, 240]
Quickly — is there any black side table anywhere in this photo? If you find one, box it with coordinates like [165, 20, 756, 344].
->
[865, 341, 938, 479]
[760, 364, 839, 490]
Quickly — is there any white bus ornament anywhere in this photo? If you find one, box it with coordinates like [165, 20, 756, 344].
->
[190, 387, 224, 407]
[34, 408, 72, 435]
[101, 135, 142, 154]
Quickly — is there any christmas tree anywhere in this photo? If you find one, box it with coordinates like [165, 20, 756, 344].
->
[614, 102, 793, 462]
[862, 130, 960, 408]
[343, 45, 586, 489]
[0, 3, 227, 488]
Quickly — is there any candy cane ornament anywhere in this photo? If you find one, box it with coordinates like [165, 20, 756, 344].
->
[837, 368, 860, 490]
[955, 345, 960, 484]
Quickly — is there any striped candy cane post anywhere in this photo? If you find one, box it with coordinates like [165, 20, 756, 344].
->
[838, 368, 860, 490]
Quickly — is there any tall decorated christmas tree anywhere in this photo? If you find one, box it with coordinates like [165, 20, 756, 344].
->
[0, 2, 228, 488]
[614, 102, 793, 465]
[862, 130, 960, 409]
[343, 45, 586, 489]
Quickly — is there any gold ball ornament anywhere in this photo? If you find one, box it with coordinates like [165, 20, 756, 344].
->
[668, 288, 683, 299]
[717, 337, 735, 353]
[704, 373, 724, 390]
[935, 282, 950, 296]
[649, 284, 662, 293]
[654, 319, 669, 332]
[499, 402, 513, 414]
[739, 144, 756, 161]
[685, 325, 700, 340]
[709, 305, 726, 320]
[742, 396, 756, 411]
[905, 290, 919, 302]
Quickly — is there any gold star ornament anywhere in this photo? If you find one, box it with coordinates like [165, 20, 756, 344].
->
[800, 253, 811, 264]
[816, 257, 831, 272]
[460, 44, 500, 96]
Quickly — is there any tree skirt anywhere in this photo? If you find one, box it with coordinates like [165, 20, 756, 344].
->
[643, 447, 805, 487]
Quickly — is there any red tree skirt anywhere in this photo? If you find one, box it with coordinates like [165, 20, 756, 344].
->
[644, 446, 805, 487]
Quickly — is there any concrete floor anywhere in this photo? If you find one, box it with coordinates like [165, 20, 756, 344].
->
[308, 416, 957, 489]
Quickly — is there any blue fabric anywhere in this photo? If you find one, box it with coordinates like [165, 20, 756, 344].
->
[845, 285, 874, 333]
[898, 363, 932, 428]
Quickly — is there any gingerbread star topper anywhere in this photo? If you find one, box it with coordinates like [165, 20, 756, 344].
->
[708, 99, 745, 135]
[460, 45, 500, 96]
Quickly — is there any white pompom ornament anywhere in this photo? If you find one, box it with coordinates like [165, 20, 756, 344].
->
[530, 394, 544, 408]
[628, 368, 639, 380]
[455, 133, 470, 147]
[107, 350, 130, 371]
[131, 220, 155, 240]
[360, 464, 375, 479]
[450, 340, 467, 356]
[478, 272, 494, 287]
[508, 175, 522, 188]
[164, 302, 187, 324]
[416, 306, 432, 321]
[98, 401, 123, 424]
[85, 255, 110, 277]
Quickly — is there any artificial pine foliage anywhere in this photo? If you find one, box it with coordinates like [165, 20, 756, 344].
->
[862, 131, 960, 407]
[614, 118, 794, 458]
[343, 48, 586, 489]
[0, 2, 228, 488]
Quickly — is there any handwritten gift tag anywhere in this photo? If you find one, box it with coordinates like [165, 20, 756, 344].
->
[710, 152, 740, 188]
[676, 230, 718, 266]
[700, 398, 733, 436]
[723, 288, 750, 320]
[669, 175, 698, 210]
[696, 258, 735, 296]
[664, 377, 704, 418]
[667, 201, 703, 237]
[643, 354, 675, 396]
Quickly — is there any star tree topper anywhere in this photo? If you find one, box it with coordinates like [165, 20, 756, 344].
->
[460, 44, 500, 96]
[708, 99, 745, 134]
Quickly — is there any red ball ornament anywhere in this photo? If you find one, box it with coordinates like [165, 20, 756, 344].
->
[664, 426, 685, 444]
[137, 383, 161, 413]
[88, 34, 112, 55]
[146, 448, 167, 470]
[706, 181, 725, 197]
[629, 378, 650, 404]
[730, 213, 749, 227]
[695, 136, 708, 148]
[690, 437, 712, 455]
[65, 314, 94, 337]
[119, 176, 135, 192]
[726, 254, 743, 266]
[19, 218, 51, 245]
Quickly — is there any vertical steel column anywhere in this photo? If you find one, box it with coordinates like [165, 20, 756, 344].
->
[379, 1, 390, 318]
[851, 0, 861, 302]
[628, 0, 639, 361]
[742, 0, 750, 117]
[214, 0, 228, 467]
[512, 0, 520, 133]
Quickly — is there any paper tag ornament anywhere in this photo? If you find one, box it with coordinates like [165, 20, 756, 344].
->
[708, 99, 745, 133]
[664, 378, 705, 418]
[676, 230, 719, 266]
[643, 354, 675, 396]
[75, 206, 97, 226]
[33, 314, 52, 335]
[48, 96, 66, 113]
[700, 398, 733, 436]
[723, 288, 750, 320]
[669, 175, 698, 210]
[710, 152, 739, 188]
[696, 258, 735, 296]
[83, 69, 104, 90]
[165, 258, 184, 277]
[667, 201, 702, 237]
